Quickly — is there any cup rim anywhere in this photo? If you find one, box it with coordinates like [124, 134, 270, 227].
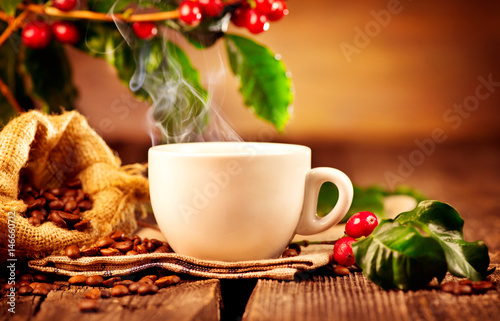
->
[149, 142, 310, 157]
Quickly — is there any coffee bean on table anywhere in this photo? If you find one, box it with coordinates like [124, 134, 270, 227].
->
[102, 276, 121, 288]
[111, 285, 129, 297]
[100, 289, 111, 298]
[128, 282, 142, 294]
[137, 283, 159, 295]
[86, 275, 104, 287]
[20, 274, 34, 282]
[68, 275, 88, 285]
[85, 288, 101, 300]
[115, 280, 134, 287]
[471, 281, 494, 293]
[19, 280, 31, 287]
[32, 284, 50, 296]
[141, 275, 158, 283]
[79, 299, 100, 312]
[333, 265, 350, 276]
[454, 284, 472, 295]
[65, 245, 81, 259]
[34, 274, 50, 282]
[282, 248, 299, 258]
[18, 285, 34, 295]
[155, 275, 181, 288]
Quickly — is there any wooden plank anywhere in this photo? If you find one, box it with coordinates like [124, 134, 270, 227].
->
[243, 267, 500, 321]
[1, 279, 221, 321]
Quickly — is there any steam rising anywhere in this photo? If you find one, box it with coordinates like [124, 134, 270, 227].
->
[110, 3, 241, 145]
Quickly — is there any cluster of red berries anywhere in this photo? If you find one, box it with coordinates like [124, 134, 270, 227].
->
[179, 0, 288, 34]
[21, 20, 79, 49]
[333, 211, 379, 267]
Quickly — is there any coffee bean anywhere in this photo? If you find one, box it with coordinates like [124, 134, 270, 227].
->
[142, 275, 158, 282]
[18, 285, 33, 295]
[128, 282, 142, 294]
[86, 275, 104, 287]
[459, 279, 473, 285]
[49, 188, 62, 196]
[136, 244, 148, 254]
[102, 277, 121, 288]
[282, 248, 298, 258]
[19, 280, 31, 287]
[79, 299, 100, 312]
[80, 246, 99, 257]
[31, 210, 45, 222]
[100, 289, 111, 298]
[60, 195, 75, 204]
[115, 241, 133, 252]
[151, 239, 164, 248]
[43, 192, 58, 201]
[109, 230, 125, 242]
[78, 200, 92, 211]
[100, 248, 122, 256]
[47, 212, 67, 229]
[65, 245, 81, 259]
[138, 277, 153, 285]
[155, 275, 181, 288]
[454, 284, 472, 295]
[57, 211, 81, 225]
[137, 283, 159, 295]
[3, 283, 16, 291]
[64, 200, 78, 212]
[85, 288, 101, 300]
[20, 274, 34, 282]
[32, 284, 50, 296]
[95, 237, 114, 249]
[333, 265, 350, 276]
[153, 245, 172, 253]
[74, 219, 91, 232]
[111, 285, 129, 297]
[440, 282, 457, 293]
[471, 281, 494, 293]
[145, 241, 156, 252]
[48, 200, 64, 210]
[28, 216, 42, 226]
[68, 275, 88, 285]
[75, 189, 85, 203]
[126, 250, 138, 255]
[115, 280, 134, 287]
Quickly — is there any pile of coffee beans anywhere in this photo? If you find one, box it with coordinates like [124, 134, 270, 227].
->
[68, 274, 181, 312]
[440, 279, 494, 295]
[65, 230, 172, 259]
[18, 178, 93, 230]
[3, 272, 61, 297]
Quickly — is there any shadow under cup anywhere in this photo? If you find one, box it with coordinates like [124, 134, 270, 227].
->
[148, 142, 351, 262]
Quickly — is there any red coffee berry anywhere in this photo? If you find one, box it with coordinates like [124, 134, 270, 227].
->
[179, 1, 203, 26]
[345, 211, 379, 239]
[333, 236, 356, 267]
[255, 0, 277, 15]
[53, 0, 78, 12]
[132, 21, 158, 40]
[52, 21, 80, 45]
[246, 9, 269, 34]
[231, 6, 250, 28]
[21, 21, 52, 49]
[198, 0, 225, 17]
[266, 0, 288, 21]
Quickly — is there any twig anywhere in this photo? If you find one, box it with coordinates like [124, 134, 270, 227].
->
[0, 76, 23, 114]
[0, 9, 28, 48]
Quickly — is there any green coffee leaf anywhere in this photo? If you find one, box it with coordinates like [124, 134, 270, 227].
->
[0, 0, 22, 16]
[395, 201, 490, 280]
[352, 219, 448, 290]
[225, 34, 292, 132]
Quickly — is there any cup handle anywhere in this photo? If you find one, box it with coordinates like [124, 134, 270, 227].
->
[295, 167, 354, 235]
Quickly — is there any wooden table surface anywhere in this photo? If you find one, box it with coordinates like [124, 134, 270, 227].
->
[2, 142, 500, 321]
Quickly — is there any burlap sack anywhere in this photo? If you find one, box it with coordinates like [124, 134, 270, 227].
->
[0, 110, 149, 260]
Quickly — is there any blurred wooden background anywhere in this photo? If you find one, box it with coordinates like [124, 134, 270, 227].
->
[69, 0, 500, 164]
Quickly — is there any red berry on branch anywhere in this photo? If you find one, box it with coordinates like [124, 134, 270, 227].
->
[267, 0, 288, 21]
[53, 0, 78, 12]
[246, 9, 269, 34]
[231, 6, 250, 28]
[21, 21, 52, 49]
[52, 21, 80, 45]
[132, 21, 158, 40]
[345, 211, 379, 239]
[198, 0, 225, 17]
[255, 0, 277, 15]
[179, 1, 203, 26]
[333, 236, 356, 267]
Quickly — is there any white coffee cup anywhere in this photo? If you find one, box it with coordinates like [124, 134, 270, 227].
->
[148, 142, 353, 261]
